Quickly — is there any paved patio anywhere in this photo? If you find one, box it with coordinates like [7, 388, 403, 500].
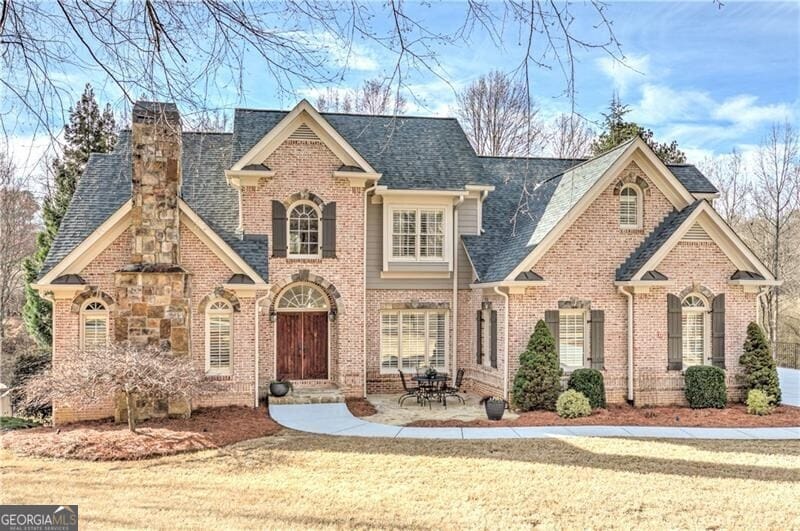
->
[364, 393, 518, 426]
[269, 402, 800, 440]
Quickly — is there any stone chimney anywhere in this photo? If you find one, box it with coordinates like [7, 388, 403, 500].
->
[130, 101, 182, 266]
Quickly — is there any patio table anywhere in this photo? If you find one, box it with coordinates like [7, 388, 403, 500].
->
[411, 374, 450, 408]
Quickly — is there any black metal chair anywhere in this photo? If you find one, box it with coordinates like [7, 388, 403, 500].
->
[398, 370, 421, 406]
[441, 368, 466, 406]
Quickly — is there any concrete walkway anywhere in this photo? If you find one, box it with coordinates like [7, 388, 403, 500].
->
[269, 403, 800, 440]
[779, 368, 800, 407]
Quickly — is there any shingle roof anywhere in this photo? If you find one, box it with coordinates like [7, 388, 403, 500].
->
[39, 131, 269, 281]
[615, 201, 704, 281]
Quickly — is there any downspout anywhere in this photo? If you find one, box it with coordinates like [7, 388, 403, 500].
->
[452, 195, 465, 375]
[618, 286, 634, 403]
[494, 286, 510, 400]
[363, 183, 378, 397]
[254, 292, 271, 408]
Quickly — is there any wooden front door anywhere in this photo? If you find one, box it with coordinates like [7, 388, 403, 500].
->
[276, 312, 328, 380]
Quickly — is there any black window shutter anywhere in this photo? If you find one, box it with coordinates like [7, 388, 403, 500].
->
[590, 310, 605, 370]
[272, 201, 287, 257]
[490, 310, 498, 369]
[712, 294, 726, 369]
[476, 310, 483, 364]
[667, 294, 683, 370]
[544, 310, 560, 354]
[322, 202, 337, 258]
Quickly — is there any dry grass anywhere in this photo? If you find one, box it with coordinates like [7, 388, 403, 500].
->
[2, 430, 799, 529]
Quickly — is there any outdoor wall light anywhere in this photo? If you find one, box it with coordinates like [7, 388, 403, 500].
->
[328, 309, 337, 322]
[269, 310, 277, 323]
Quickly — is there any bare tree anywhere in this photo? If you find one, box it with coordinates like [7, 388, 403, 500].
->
[544, 113, 595, 159]
[315, 78, 406, 115]
[699, 149, 750, 228]
[21, 342, 219, 432]
[746, 122, 800, 342]
[457, 70, 542, 157]
[0, 152, 38, 374]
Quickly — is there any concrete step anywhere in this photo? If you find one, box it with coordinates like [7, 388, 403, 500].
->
[269, 386, 345, 405]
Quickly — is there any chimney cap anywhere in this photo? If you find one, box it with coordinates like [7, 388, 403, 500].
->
[132, 101, 181, 125]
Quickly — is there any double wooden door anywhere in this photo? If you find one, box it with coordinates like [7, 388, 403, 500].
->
[276, 312, 328, 380]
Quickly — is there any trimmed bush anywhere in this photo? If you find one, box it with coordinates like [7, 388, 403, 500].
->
[684, 366, 727, 409]
[556, 390, 592, 419]
[740, 322, 781, 405]
[746, 389, 774, 416]
[512, 320, 563, 411]
[567, 368, 606, 409]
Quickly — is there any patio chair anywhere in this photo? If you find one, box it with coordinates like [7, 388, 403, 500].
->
[398, 370, 421, 406]
[441, 368, 466, 406]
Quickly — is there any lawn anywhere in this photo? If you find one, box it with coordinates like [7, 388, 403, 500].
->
[2, 431, 799, 529]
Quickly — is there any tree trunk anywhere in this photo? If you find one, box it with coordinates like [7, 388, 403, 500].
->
[125, 391, 137, 433]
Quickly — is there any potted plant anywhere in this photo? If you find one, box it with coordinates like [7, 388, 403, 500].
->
[269, 379, 292, 397]
[480, 396, 507, 421]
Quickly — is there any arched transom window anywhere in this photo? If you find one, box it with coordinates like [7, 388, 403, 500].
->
[206, 300, 232, 374]
[288, 202, 321, 257]
[619, 184, 642, 229]
[276, 283, 329, 311]
[682, 294, 708, 367]
[81, 300, 109, 350]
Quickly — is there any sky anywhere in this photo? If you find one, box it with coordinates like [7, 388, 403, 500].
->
[4, 1, 799, 177]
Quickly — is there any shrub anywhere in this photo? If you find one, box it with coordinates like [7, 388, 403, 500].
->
[746, 389, 774, 416]
[512, 320, 563, 411]
[567, 368, 606, 409]
[556, 390, 591, 419]
[739, 322, 781, 405]
[9, 350, 51, 419]
[684, 366, 727, 409]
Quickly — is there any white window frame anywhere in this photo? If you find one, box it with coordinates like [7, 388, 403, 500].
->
[275, 282, 330, 312]
[287, 200, 322, 259]
[681, 294, 709, 368]
[619, 184, 643, 230]
[379, 309, 449, 374]
[383, 202, 453, 267]
[558, 309, 587, 372]
[206, 299, 233, 375]
[80, 299, 109, 351]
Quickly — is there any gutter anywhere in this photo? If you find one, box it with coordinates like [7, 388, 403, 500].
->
[493, 286, 510, 400]
[452, 194, 465, 376]
[363, 183, 378, 397]
[618, 286, 634, 402]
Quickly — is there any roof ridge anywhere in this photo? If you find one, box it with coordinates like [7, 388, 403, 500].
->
[478, 155, 587, 161]
[233, 107, 458, 121]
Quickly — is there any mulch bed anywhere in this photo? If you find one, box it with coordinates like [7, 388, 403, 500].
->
[405, 403, 800, 428]
[0, 405, 281, 461]
[346, 398, 377, 417]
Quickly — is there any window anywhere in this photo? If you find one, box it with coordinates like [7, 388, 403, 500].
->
[391, 207, 445, 260]
[276, 283, 329, 311]
[206, 300, 232, 374]
[288, 202, 320, 257]
[619, 185, 641, 228]
[380, 310, 447, 372]
[81, 300, 108, 350]
[682, 294, 708, 368]
[559, 311, 585, 370]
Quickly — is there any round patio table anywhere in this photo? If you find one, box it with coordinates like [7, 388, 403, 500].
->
[410, 374, 450, 408]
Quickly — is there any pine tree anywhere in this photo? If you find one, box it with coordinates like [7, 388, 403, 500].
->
[739, 322, 782, 404]
[591, 94, 687, 163]
[22, 84, 117, 349]
[512, 320, 563, 411]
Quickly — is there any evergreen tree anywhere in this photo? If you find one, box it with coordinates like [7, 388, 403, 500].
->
[22, 84, 117, 349]
[739, 322, 782, 404]
[512, 320, 563, 411]
[591, 95, 687, 163]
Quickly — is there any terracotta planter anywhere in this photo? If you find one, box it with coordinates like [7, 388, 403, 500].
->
[484, 399, 506, 421]
[270, 381, 291, 397]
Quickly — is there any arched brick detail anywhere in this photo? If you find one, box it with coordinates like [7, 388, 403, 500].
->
[198, 287, 242, 313]
[677, 283, 715, 302]
[267, 271, 342, 315]
[283, 190, 326, 208]
[71, 288, 115, 314]
[613, 175, 650, 195]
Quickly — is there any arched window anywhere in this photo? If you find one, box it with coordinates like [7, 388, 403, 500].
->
[276, 283, 329, 311]
[619, 185, 642, 229]
[81, 300, 109, 350]
[288, 201, 321, 257]
[682, 294, 708, 368]
[206, 300, 232, 374]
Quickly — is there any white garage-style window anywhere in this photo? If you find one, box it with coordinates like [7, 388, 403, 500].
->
[559, 310, 586, 370]
[288, 201, 321, 258]
[206, 300, 233, 374]
[390, 207, 445, 260]
[81, 300, 109, 350]
[682, 294, 708, 368]
[380, 310, 447, 372]
[619, 184, 642, 229]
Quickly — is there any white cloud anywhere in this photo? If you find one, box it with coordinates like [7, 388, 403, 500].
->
[314, 32, 379, 72]
[712, 95, 792, 127]
[633, 84, 713, 125]
[596, 54, 651, 96]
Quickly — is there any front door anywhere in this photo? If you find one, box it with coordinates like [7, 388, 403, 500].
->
[276, 312, 328, 380]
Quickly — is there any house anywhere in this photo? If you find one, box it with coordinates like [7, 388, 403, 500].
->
[33, 100, 779, 423]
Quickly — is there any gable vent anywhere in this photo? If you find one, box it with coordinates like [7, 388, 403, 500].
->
[683, 222, 712, 242]
[288, 123, 319, 141]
